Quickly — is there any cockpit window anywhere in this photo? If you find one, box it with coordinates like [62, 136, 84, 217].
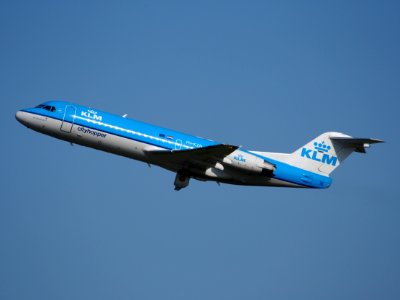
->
[36, 104, 56, 112]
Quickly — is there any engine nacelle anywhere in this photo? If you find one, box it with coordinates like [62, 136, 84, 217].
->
[223, 152, 275, 174]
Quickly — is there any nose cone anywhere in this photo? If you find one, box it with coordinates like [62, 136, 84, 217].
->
[15, 110, 28, 126]
[15, 110, 23, 123]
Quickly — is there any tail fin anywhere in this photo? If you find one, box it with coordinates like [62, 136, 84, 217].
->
[285, 132, 383, 175]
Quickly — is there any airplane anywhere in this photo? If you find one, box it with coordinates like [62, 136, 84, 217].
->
[15, 101, 383, 191]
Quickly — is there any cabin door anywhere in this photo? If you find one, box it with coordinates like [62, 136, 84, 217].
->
[60, 105, 77, 133]
[175, 139, 183, 150]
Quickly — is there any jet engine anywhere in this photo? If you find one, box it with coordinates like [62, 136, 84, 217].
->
[223, 152, 275, 174]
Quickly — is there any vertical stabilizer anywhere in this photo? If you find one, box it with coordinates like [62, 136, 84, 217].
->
[285, 132, 383, 175]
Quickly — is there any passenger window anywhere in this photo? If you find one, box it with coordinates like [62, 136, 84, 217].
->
[51, 106, 56, 112]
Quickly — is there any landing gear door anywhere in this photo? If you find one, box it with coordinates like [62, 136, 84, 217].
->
[60, 105, 77, 133]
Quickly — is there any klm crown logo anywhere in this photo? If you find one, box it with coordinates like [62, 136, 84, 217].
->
[314, 141, 331, 153]
[301, 140, 337, 166]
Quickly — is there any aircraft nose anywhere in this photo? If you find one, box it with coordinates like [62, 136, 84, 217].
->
[15, 110, 28, 126]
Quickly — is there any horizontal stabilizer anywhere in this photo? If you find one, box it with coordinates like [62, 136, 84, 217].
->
[330, 137, 384, 153]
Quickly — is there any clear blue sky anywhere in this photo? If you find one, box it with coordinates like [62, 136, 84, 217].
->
[1, 1, 399, 299]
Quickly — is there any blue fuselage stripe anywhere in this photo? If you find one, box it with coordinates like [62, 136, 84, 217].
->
[22, 108, 215, 151]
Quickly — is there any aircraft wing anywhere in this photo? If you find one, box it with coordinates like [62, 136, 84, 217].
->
[145, 144, 238, 171]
